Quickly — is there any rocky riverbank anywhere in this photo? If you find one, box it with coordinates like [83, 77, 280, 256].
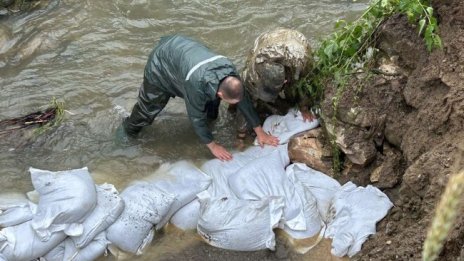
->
[291, 0, 463, 259]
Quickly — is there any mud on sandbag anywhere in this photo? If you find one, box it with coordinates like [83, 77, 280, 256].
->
[106, 181, 174, 255]
[197, 191, 285, 251]
[71, 184, 124, 249]
[107, 161, 210, 254]
[145, 161, 212, 230]
[29, 167, 97, 241]
[0, 193, 37, 228]
[0, 220, 67, 261]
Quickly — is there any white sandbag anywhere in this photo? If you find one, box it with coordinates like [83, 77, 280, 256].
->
[286, 163, 341, 222]
[0, 221, 66, 261]
[40, 239, 64, 261]
[42, 232, 108, 261]
[0, 193, 37, 227]
[71, 184, 124, 248]
[170, 199, 200, 230]
[145, 161, 211, 230]
[282, 178, 323, 240]
[29, 167, 97, 241]
[65, 233, 108, 261]
[197, 191, 284, 251]
[256, 109, 319, 145]
[201, 145, 288, 198]
[106, 181, 173, 255]
[325, 182, 393, 257]
[228, 149, 307, 231]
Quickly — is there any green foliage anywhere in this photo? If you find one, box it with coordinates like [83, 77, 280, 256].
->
[294, 0, 442, 173]
[398, 0, 442, 51]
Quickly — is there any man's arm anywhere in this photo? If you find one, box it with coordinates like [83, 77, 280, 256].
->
[237, 91, 280, 146]
[186, 100, 233, 161]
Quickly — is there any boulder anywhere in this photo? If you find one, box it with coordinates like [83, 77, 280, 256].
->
[288, 128, 333, 175]
[324, 120, 377, 167]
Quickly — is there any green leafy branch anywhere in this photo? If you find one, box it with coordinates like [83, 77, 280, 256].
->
[398, 0, 442, 51]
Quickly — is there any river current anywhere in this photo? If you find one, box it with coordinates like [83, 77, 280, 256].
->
[0, 0, 368, 260]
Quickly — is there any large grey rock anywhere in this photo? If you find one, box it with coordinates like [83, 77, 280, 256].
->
[324, 120, 377, 167]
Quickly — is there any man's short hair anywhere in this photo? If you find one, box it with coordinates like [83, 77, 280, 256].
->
[218, 76, 244, 100]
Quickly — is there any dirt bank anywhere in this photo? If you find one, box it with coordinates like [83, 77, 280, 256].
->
[320, 0, 464, 259]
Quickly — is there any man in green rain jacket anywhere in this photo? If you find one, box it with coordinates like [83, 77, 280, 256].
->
[123, 35, 279, 160]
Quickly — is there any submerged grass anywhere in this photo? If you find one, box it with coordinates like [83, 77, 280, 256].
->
[0, 97, 64, 137]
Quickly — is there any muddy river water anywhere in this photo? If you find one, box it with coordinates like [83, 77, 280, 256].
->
[0, 0, 368, 260]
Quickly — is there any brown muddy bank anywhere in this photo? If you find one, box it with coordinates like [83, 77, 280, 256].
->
[317, 0, 464, 259]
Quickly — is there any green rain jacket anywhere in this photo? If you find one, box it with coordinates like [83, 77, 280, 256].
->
[144, 35, 261, 144]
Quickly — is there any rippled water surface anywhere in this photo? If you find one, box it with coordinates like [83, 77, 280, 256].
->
[0, 0, 367, 260]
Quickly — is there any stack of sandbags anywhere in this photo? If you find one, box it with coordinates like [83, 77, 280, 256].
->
[0, 107, 394, 260]
[42, 183, 125, 261]
[106, 160, 211, 255]
[0, 167, 122, 261]
[168, 110, 393, 258]
[228, 148, 323, 239]
[105, 181, 174, 255]
[170, 144, 290, 231]
[0, 161, 212, 260]
[167, 110, 323, 249]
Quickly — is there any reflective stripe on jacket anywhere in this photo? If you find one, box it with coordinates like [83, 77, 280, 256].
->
[144, 35, 260, 144]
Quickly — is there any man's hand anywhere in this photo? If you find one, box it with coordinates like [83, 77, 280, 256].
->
[206, 142, 233, 161]
[300, 108, 316, 122]
[254, 126, 279, 147]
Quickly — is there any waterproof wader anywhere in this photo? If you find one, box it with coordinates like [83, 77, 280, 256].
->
[123, 78, 221, 135]
[123, 35, 260, 144]
[123, 77, 171, 136]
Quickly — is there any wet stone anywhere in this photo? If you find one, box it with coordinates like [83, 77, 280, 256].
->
[0, 7, 8, 15]
[288, 128, 333, 175]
